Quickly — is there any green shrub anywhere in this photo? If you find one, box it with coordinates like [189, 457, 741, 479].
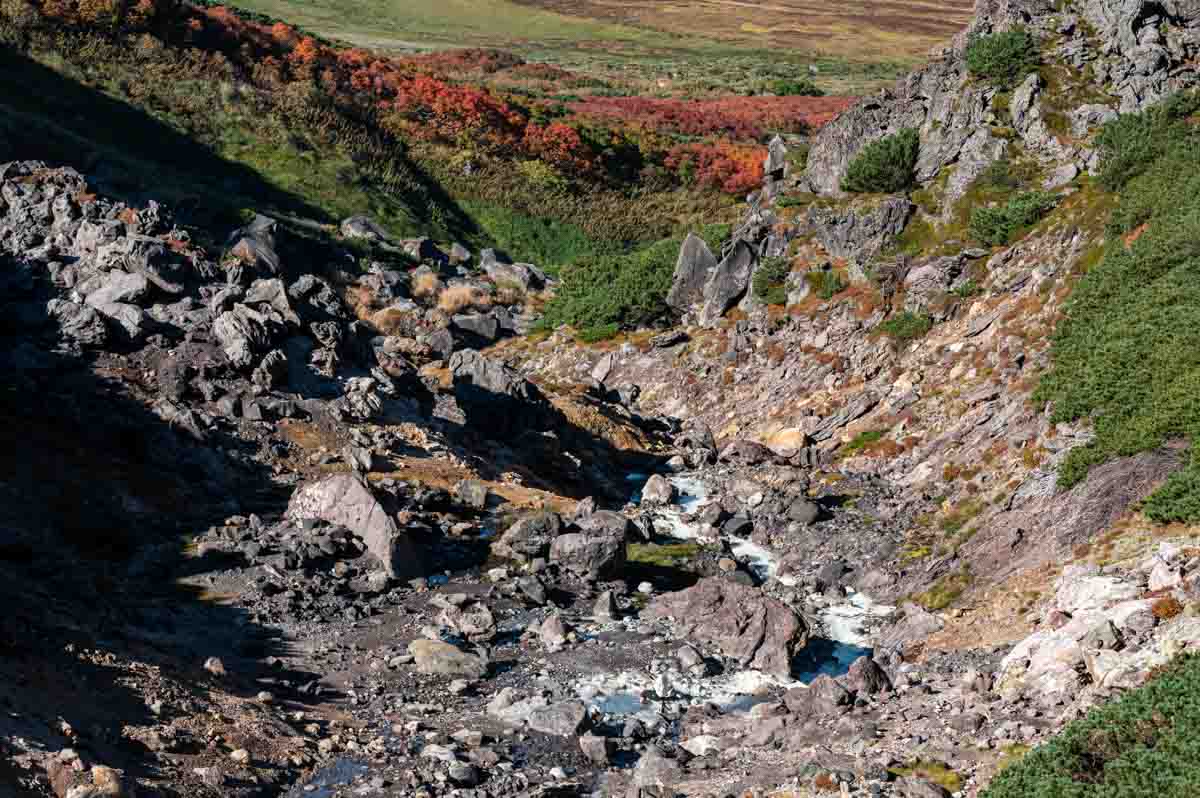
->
[805, 269, 848, 300]
[965, 28, 1039, 85]
[912, 568, 971, 611]
[841, 129, 920, 194]
[1034, 93, 1200, 521]
[878, 311, 932, 342]
[1096, 91, 1200, 192]
[768, 78, 824, 97]
[969, 190, 1058, 246]
[982, 654, 1200, 798]
[839, 429, 886, 457]
[752, 256, 791, 304]
[537, 223, 730, 332]
[576, 323, 619, 343]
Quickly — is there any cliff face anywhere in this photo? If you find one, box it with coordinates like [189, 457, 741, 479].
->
[804, 0, 1200, 197]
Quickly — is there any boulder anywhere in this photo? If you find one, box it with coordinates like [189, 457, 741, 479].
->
[83, 270, 150, 308]
[226, 214, 281, 276]
[641, 474, 676, 506]
[527, 700, 590, 737]
[665, 233, 718, 312]
[785, 675, 852, 716]
[448, 349, 546, 436]
[699, 240, 755, 326]
[455, 479, 489, 510]
[340, 215, 391, 242]
[484, 260, 542, 291]
[644, 577, 808, 677]
[408, 640, 488, 679]
[550, 516, 629, 581]
[213, 304, 277, 369]
[48, 300, 107, 348]
[452, 313, 500, 343]
[286, 474, 421, 579]
[846, 656, 892, 695]
[494, 513, 562, 562]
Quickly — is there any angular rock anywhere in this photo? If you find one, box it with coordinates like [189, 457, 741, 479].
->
[287, 474, 420, 579]
[807, 196, 913, 264]
[494, 513, 563, 562]
[640, 474, 676, 506]
[644, 577, 808, 677]
[407, 640, 488, 679]
[666, 233, 718, 312]
[699, 240, 755, 326]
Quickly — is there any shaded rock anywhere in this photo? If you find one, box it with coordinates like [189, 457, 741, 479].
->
[666, 233, 718, 312]
[807, 195, 913, 264]
[699, 240, 755, 326]
[846, 656, 892, 695]
[494, 513, 562, 562]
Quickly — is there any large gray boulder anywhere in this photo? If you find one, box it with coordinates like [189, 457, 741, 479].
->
[447, 349, 546, 436]
[494, 512, 563, 562]
[644, 577, 808, 677]
[807, 196, 913, 265]
[286, 474, 421, 579]
[666, 233, 718, 312]
[550, 510, 631, 580]
[699, 240, 755, 326]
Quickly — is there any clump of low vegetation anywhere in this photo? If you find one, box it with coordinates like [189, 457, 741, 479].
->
[982, 654, 1200, 797]
[437, 284, 492, 314]
[536, 224, 728, 339]
[767, 78, 824, 97]
[890, 761, 963, 793]
[805, 269, 848, 300]
[841, 128, 920, 194]
[912, 568, 971, 611]
[752, 256, 791, 305]
[1152, 596, 1184, 621]
[1034, 91, 1200, 522]
[965, 28, 1039, 85]
[839, 429, 886, 457]
[969, 191, 1058, 246]
[878, 311, 933, 343]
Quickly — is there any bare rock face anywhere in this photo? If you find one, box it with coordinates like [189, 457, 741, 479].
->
[806, 196, 913, 265]
[699, 241, 755, 326]
[666, 233, 718, 312]
[286, 473, 421, 579]
[644, 577, 808, 677]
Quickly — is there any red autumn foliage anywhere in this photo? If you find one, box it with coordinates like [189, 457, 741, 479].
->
[567, 95, 853, 140]
[665, 140, 766, 195]
[26, 0, 852, 195]
[523, 122, 597, 175]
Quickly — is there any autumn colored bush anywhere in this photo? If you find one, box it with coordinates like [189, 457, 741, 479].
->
[437, 284, 491, 314]
[665, 140, 765, 195]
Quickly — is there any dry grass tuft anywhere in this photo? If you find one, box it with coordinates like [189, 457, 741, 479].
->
[438, 284, 492, 314]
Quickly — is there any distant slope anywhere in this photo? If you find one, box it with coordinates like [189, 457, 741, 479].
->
[510, 0, 976, 60]
[228, 0, 919, 93]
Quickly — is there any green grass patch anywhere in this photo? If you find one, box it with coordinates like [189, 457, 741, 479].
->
[969, 190, 1059, 246]
[983, 654, 1200, 797]
[535, 223, 727, 332]
[839, 429, 887, 457]
[912, 568, 971, 611]
[806, 269, 848, 300]
[627, 542, 702, 568]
